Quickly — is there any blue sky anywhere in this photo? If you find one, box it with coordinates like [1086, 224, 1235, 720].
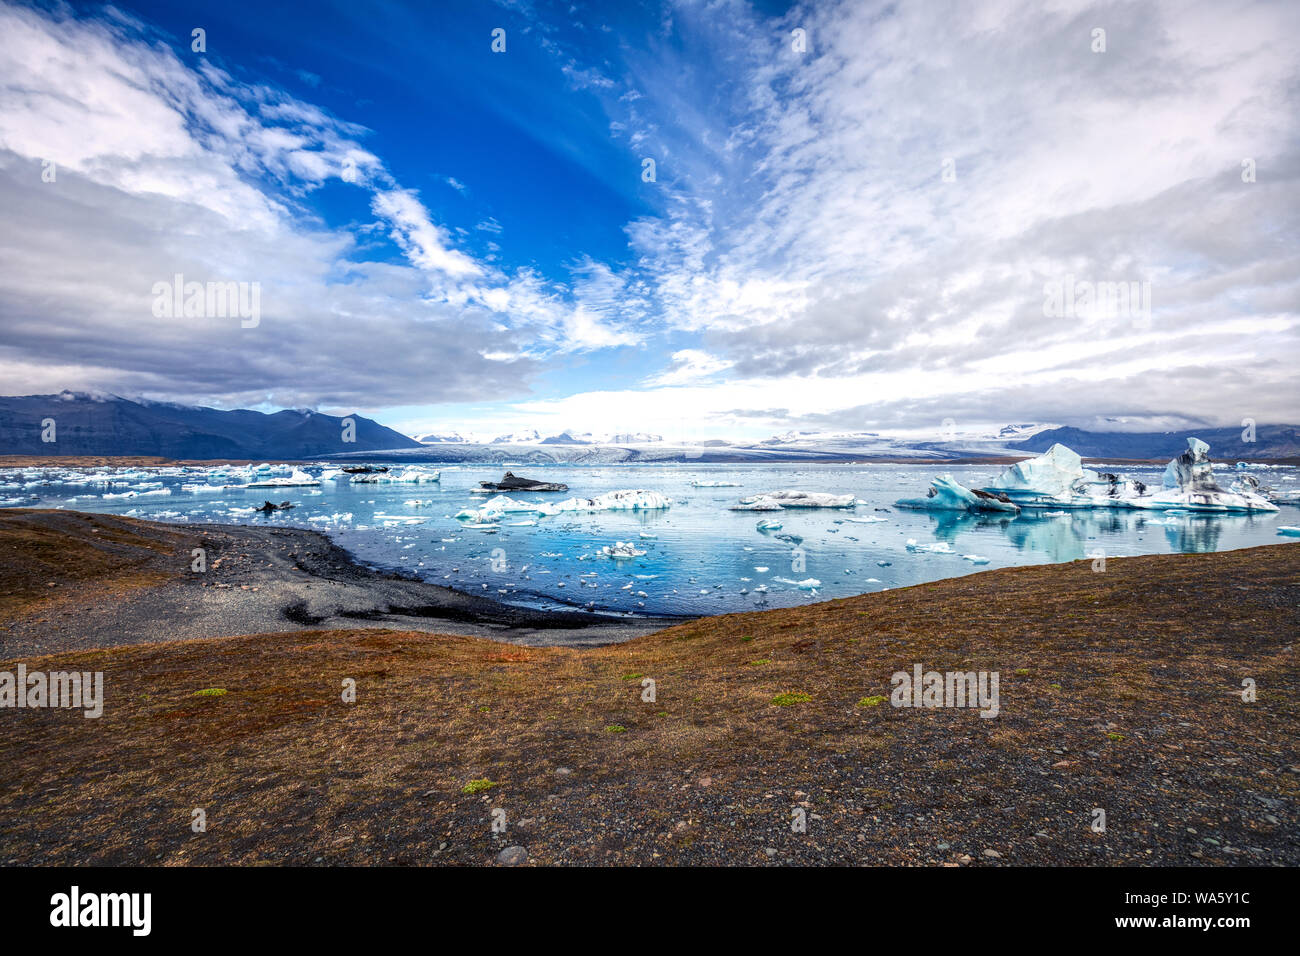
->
[0, 0, 1296, 441]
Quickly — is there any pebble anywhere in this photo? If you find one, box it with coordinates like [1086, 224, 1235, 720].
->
[496, 846, 528, 866]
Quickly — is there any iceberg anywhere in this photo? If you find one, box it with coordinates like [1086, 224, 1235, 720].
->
[350, 467, 440, 484]
[690, 480, 741, 487]
[755, 518, 784, 531]
[905, 539, 956, 554]
[731, 490, 856, 510]
[895, 474, 1019, 514]
[247, 468, 320, 488]
[548, 489, 673, 513]
[455, 489, 672, 523]
[1135, 439, 1278, 513]
[478, 472, 567, 492]
[1276, 526, 1300, 537]
[981, 439, 1276, 513]
[599, 541, 647, 559]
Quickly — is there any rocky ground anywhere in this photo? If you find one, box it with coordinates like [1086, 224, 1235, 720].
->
[0, 510, 676, 657]
[0, 510, 1296, 866]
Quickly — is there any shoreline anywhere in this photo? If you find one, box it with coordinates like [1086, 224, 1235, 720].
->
[0, 509, 682, 659]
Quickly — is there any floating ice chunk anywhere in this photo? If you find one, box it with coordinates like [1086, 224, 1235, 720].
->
[248, 468, 320, 488]
[1042, 510, 1070, 518]
[1277, 526, 1300, 537]
[773, 576, 821, 590]
[896, 474, 1019, 514]
[733, 490, 856, 509]
[350, 467, 440, 484]
[905, 538, 956, 554]
[600, 541, 647, 559]
[754, 566, 769, 573]
[639, 531, 658, 539]
[842, 515, 887, 523]
[756, 518, 784, 531]
[549, 489, 673, 513]
[690, 480, 741, 487]
[962, 554, 991, 564]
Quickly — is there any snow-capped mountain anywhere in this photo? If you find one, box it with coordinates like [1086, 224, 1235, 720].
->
[415, 431, 480, 444]
[489, 428, 542, 444]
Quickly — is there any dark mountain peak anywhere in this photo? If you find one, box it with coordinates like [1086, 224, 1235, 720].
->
[0, 393, 422, 459]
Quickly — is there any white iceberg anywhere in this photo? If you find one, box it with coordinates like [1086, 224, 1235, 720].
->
[773, 576, 821, 590]
[350, 467, 440, 484]
[599, 541, 647, 559]
[895, 474, 1019, 514]
[731, 490, 856, 510]
[455, 489, 672, 524]
[549, 489, 673, 513]
[905, 538, 956, 554]
[248, 468, 320, 488]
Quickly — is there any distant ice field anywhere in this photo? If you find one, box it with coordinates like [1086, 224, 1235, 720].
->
[4, 461, 1296, 617]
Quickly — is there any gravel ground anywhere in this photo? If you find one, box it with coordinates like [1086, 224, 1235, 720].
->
[0, 510, 678, 657]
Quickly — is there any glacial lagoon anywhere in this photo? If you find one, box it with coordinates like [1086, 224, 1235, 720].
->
[3, 461, 1296, 617]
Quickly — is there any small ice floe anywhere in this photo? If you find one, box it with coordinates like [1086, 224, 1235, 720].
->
[962, 554, 991, 564]
[305, 512, 352, 524]
[1277, 526, 1300, 537]
[690, 480, 740, 487]
[1042, 510, 1070, 518]
[754, 566, 769, 573]
[755, 518, 784, 531]
[905, 539, 956, 554]
[866, 577, 882, 583]
[639, 531, 658, 539]
[774, 576, 821, 590]
[732, 490, 855, 510]
[842, 515, 887, 523]
[599, 541, 647, 559]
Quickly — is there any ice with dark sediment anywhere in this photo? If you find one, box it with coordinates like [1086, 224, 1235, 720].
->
[895, 474, 1019, 514]
[979, 439, 1278, 513]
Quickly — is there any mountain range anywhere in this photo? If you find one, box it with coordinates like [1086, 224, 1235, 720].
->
[2, 393, 1296, 462]
[0, 392, 421, 459]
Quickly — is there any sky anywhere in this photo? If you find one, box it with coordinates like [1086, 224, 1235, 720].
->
[0, 0, 1296, 442]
